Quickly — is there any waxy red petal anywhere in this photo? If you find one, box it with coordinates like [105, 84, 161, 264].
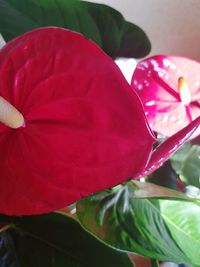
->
[137, 116, 200, 178]
[131, 55, 200, 138]
[0, 27, 154, 215]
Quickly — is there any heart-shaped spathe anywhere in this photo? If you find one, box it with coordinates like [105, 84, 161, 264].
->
[0, 27, 155, 215]
[131, 55, 200, 138]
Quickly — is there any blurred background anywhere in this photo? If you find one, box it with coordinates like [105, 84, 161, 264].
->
[87, 0, 200, 60]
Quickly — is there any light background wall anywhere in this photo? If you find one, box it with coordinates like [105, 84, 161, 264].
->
[87, 0, 200, 60]
[0, 35, 5, 49]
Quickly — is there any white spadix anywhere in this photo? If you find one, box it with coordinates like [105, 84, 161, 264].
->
[0, 96, 24, 128]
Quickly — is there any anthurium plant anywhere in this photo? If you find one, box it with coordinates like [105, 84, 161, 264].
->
[0, 1, 199, 267]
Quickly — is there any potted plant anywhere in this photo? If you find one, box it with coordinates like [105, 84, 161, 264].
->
[0, 1, 199, 266]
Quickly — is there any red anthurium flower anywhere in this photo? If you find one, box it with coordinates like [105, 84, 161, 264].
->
[0, 27, 155, 215]
[131, 55, 200, 138]
[0, 29, 199, 216]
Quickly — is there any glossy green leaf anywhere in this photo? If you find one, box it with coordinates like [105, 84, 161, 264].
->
[171, 143, 200, 188]
[77, 181, 200, 266]
[0, 0, 151, 58]
[0, 213, 134, 267]
[116, 21, 151, 58]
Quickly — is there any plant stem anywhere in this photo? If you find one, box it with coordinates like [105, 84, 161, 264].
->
[0, 224, 12, 233]
[151, 259, 160, 267]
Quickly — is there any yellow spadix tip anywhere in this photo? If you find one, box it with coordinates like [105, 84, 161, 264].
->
[178, 77, 191, 105]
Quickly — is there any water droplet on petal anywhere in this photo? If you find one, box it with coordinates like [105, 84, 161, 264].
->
[145, 100, 156, 106]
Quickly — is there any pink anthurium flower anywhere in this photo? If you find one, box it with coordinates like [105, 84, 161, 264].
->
[0, 28, 199, 216]
[131, 55, 200, 138]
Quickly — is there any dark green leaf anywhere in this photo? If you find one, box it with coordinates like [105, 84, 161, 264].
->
[0, 0, 151, 58]
[117, 22, 151, 58]
[0, 213, 133, 267]
[148, 160, 178, 189]
[171, 144, 200, 188]
[77, 181, 200, 266]
[0, 232, 20, 267]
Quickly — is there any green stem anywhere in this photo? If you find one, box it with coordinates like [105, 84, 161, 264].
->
[151, 259, 160, 267]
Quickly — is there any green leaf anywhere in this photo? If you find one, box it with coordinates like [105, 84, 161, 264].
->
[0, 213, 134, 267]
[171, 143, 200, 188]
[170, 142, 192, 175]
[185, 185, 200, 198]
[0, 0, 151, 58]
[116, 21, 151, 58]
[77, 181, 200, 266]
[148, 161, 177, 190]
